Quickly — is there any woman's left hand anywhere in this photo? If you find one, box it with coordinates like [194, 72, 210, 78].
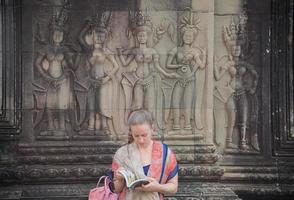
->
[135, 177, 161, 192]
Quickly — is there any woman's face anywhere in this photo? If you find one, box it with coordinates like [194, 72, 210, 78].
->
[230, 45, 241, 57]
[93, 31, 106, 44]
[130, 123, 153, 147]
[182, 30, 195, 45]
[53, 30, 64, 44]
[137, 31, 148, 44]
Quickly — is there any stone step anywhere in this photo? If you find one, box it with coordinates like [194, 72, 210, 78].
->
[0, 164, 225, 183]
[0, 183, 241, 200]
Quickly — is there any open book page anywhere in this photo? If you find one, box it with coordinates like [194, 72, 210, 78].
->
[118, 169, 150, 189]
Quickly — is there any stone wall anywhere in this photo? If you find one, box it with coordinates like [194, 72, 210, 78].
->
[0, 0, 293, 199]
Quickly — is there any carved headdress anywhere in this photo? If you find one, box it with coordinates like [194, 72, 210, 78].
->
[179, 8, 200, 35]
[223, 15, 247, 48]
[91, 11, 112, 34]
[51, 0, 71, 31]
[129, 10, 153, 34]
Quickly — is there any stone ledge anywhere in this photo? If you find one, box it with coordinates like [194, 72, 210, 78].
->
[224, 183, 294, 196]
[0, 182, 241, 200]
[0, 165, 224, 183]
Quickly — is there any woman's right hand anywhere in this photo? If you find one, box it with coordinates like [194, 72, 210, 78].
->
[112, 167, 126, 193]
[113, 167, 125, 182]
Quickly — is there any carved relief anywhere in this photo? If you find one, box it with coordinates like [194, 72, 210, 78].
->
[32, 1, 77, 138]
[31, 3, 211, 142]
[214, 15, 259, 152]
[166, 9, 206, 135]
[74, 11, 119, 137]
[116, 10, 176, 130]
[2, 0, 294, 200]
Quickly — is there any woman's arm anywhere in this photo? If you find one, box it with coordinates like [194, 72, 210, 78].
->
[117, 48, 135, 67]
[166, 54, 181, 69]
[102, 54, 119, 84]
[195, 48, 206, 69]
[166, 48, 182, 69]
[138, 174, 178, 194]
[78, 20, 91, 50]
[157, 174, 178, 194]
[214, 64, 227, 81]
[106, 54, 119, 77]
[247, 65, 258, 94]
[63, 52, 73, 68]
[64, 51, 80, 72]
[112, 170, 126, 193]
[183, 49, 206, 79]
[154, 54, 179, 78]
[35, 53, 52, 80]
[112, 152, 127, 193]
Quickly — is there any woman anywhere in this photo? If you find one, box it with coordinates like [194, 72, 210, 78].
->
[117, 11, 176, 129]
[76, 12, 119, 133]
[111, 110, 179, 199]
[34, 5, 75, 133]
[166, 12, 206, 131]
[217, 19, 259, 150]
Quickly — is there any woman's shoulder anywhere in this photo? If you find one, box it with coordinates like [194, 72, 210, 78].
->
[115, 143, 131, 156]
[191, 47, 202, 56]
[153, 140, 171, 150]
[154, 140, 176, 153]
[146, 48, 158, 55]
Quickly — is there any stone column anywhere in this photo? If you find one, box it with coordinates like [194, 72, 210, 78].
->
[192, 0, 215, 144]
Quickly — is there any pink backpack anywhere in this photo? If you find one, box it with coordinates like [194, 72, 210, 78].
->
[88, 176, 119, 200]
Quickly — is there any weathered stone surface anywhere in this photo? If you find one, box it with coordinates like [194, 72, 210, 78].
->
[0, 0, 294, 199]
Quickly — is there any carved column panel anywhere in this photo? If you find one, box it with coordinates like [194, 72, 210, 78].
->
[214, 0, 262, 155]
[0, 0, 21, 136]
[18, 0, 221, 170]
[271, 0, 294, 156]
[0, 0, 21, 165]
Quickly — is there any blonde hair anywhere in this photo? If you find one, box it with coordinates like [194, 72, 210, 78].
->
[127, 109, 153, 143]
[128, 109, 153, 127]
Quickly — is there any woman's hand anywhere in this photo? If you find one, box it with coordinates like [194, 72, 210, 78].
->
[198, 48, 207, 69]
[135, 177, 161, 192]
[113, 167, 125, 182]
[112, 167, 126, 193]
[166, 72, 181, 79]
[101, 76, 110, 84]
[136, 175, 178, 194]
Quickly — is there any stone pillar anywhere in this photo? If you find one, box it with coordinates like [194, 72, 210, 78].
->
[192, 0, 215, 144]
